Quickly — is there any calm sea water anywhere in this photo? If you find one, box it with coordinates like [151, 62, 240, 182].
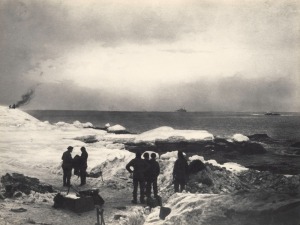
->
[26, 110, 300, 141]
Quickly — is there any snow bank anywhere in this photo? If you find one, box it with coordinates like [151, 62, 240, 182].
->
[89, 150, 134, 182]
[145, 193, 219, 225]
[135, 126, 214, 143]
[160, 151, 178, 161]
[72, 120, 93, 128]
[0, 106, 53, 130]
[107, 124, 126, 132]
[54, 121, 94, 130]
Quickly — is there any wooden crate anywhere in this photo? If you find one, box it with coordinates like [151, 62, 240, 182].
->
[64, 196, 95, 213]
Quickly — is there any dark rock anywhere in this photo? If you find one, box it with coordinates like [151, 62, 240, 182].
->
[13, 191, 22, 198]
[87, 171, 103, 178]
[108, 130, 132, 134]
[1, 173, 54, 198]
[238, 142, 267, 154]
[94, 127, 108, 131]
[238, 170, 300, 193]
[0, 193, 5, 199]
[10, 208, 27, 213]
[201, 177, 213, 186]
[114, 214, 126, 220]
[4, 185, 14, 198]
[124, 142, 157, 152]
[114, 206, 127, 210]
[248, 134, 271, 141]
[188, 160, 206, 175]
[291, 142, 300, 148]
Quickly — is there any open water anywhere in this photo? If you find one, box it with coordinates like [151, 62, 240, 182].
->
[26, 110, 300, 141]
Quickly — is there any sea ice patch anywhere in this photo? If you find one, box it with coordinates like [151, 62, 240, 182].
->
[232, 134, 249, 142]
[134, 126, 214, 143]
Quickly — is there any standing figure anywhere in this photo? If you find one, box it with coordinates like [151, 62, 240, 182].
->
[173, 151, 189, 193]
[80, 147, 88, 186]
[126, 151, 150, 204]
[146, 153, 160, 198]
[62, 146, 73, 187]
[143, 152, 151, 197]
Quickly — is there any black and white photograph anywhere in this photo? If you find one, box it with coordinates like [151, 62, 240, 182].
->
[0, 0, 300, 224]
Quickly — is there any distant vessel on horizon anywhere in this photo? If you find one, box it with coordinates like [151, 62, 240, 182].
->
[264, 112, 281, 116]
[176, 108, 187, 112]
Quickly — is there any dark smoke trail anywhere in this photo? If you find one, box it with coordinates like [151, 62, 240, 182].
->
[15, 88, 35, 108]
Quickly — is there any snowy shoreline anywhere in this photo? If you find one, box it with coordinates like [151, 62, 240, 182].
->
[1, 106, 300, 225]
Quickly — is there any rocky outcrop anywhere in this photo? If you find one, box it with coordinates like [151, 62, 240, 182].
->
[185, 164, 300, 195]
[248, 133, 272, 141]
[188, 160, 206, 175]
[1, 173, 54, 198]
[291, 142, 300, 148]
[125, 138, 267, 156]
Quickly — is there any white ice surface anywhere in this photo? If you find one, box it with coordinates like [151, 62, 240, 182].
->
[0, 105, 248, 224]
[232, 133, 249, 142]
[134, 126, 214, 143]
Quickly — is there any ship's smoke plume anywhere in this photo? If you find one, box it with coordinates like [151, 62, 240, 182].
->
[15, 89, 35, 108]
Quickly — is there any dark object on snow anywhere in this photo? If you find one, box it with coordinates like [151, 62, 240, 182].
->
[10, 208, 27, 213]
[53, 188, 105, 213]
[291, 142, 300, 148]
[79, 189, 105, 206]
[265, 112, 280, 116]
[156, 194, 171, 220]
[1, 173, 54, 197]
[95, 205, 105, 225]
[64, 196, 94, 213]
[146, 195, 162, 209]
[53, 193, 65, 209]
[159, 206, 171, 220]
[53, 192, 94, 213]
[114, 206, 127, 210]
[114, 214, 126, 220]
[188, 160, 206, 175]
[88, 171, 104, 182]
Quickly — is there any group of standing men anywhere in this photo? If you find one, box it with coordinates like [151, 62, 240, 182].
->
[126, 150, 189, 204]
[126, 152, 160, 204]
[61, 146, 88, 187]
[61, 146, 189, 203]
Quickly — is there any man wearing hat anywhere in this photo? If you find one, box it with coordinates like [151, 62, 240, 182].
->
[62, 146, 73, 187]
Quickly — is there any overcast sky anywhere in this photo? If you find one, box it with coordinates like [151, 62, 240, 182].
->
[0, 0, 299, 111]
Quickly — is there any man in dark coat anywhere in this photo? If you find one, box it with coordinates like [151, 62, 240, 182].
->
[126, 151, 150, 204]
[146, 153, 160, 198]
[62, 146, 73, 187]
[143, 152, 151, 196]
[173, 151, 189, 193]
[79, 146, 88, 186]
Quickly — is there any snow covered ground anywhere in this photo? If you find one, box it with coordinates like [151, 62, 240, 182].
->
[0, 106, 299, 225]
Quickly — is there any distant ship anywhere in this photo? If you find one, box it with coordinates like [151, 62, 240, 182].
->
[264, 112, 281, 116]
[176, 108, 187, 112]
